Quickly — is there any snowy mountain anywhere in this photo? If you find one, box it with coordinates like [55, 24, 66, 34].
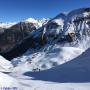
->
[0, 22, 16, 28]
[9, 7, 90, 71]
[64, 8, 90, 40]
[24, 18, 49, 28]
[0, 8, 90, 59]
[0, 18, 49, 29]
[0, 7, 90, 90]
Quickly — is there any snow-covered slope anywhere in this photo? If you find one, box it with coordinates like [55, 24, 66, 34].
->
[22, 47, 90, 84]
[1, 47, 90, 90]
[11, 45, 84, 71]
[0, 55, 13, 72]
[6, 46, 90, 90]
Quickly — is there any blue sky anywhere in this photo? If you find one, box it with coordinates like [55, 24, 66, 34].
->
[0, 0, 90, 22]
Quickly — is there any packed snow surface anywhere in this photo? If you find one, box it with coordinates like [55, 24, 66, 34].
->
[0, 56, 13, 72]
[1, 47, 90, 90]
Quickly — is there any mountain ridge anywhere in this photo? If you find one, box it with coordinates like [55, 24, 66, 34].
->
[0, 7, 90, 61]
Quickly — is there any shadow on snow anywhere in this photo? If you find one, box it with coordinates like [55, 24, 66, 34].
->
[24, 48, 90, 83]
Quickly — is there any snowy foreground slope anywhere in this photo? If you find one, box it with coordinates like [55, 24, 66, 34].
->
[9, 46, 90, 90]
[0, 47, 90, 90]
[0, 72, 19, 88]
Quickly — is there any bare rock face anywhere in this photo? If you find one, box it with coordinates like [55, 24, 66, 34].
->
[0, 22, 37, 53]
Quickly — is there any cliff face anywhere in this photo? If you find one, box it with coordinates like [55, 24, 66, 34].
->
[0, 21, 37, 52]
[0, 18, 49, 53]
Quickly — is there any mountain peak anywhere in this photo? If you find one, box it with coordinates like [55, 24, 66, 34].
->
[24, 18, 38, 23]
